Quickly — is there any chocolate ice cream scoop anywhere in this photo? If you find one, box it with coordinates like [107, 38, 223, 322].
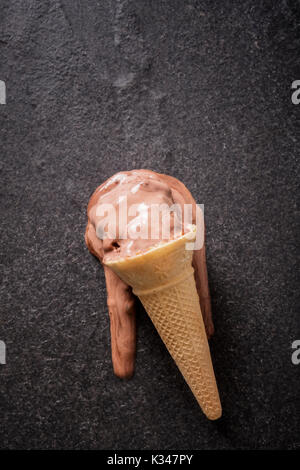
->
[85, 169, 213, 378]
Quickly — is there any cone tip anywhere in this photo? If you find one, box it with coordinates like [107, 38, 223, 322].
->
[205, 405, 222, 420]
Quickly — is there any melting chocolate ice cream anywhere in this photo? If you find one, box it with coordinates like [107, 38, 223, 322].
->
[85, 170, 213, 378]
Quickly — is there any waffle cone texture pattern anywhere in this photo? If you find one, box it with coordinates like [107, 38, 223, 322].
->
[105, 228, 222, 420]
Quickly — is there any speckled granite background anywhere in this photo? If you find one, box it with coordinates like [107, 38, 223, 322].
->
[0, 0, 299, 450]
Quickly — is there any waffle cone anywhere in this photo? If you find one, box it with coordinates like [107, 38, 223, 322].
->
[105, 227, 222, 420]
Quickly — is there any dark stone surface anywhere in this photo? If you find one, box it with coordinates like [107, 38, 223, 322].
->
[0, 0, 299, 450]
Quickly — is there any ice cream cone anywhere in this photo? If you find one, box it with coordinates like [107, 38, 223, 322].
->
[104, 226, 222, 420]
